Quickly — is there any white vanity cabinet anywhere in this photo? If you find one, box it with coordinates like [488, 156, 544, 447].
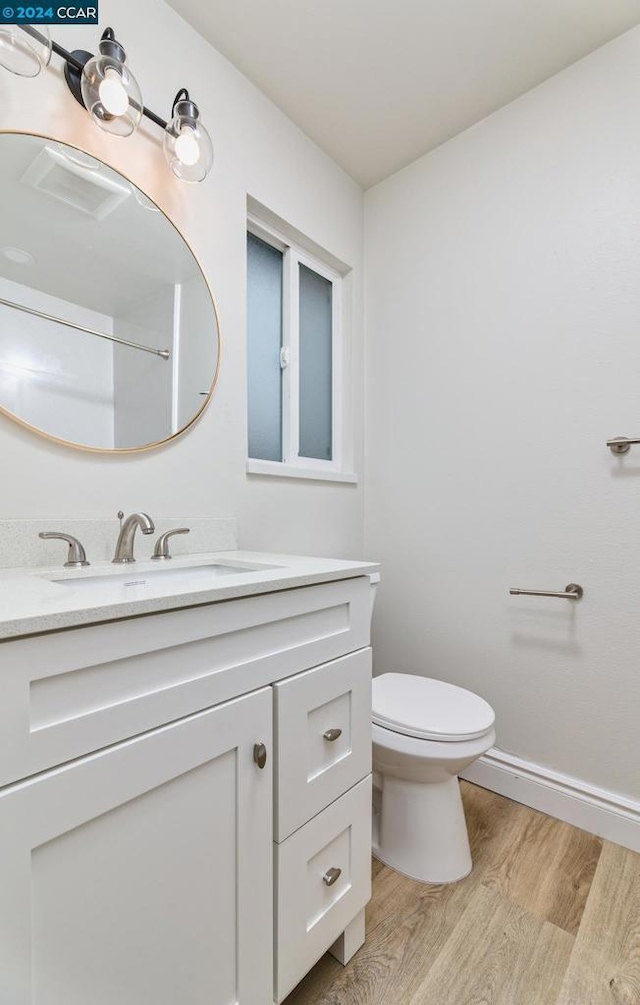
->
[0, 689, 273, 1005]
[0, 575, 374, 1005]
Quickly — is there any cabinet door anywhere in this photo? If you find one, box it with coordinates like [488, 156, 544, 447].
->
[0, 688, 273, 1005]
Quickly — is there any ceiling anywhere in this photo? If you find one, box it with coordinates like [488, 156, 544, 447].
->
[166, 0, 640, 188]
[0, 134, 201, 317]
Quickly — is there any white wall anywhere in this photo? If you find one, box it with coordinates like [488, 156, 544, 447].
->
[177, 274, 218, 432]
[365, 27, 640, 800]
[0, 278, 114, 445]
[113, 286, 175, 448]
[0, 0, 364, 558]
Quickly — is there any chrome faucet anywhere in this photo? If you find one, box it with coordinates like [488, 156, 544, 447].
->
[152, 527, 190, 560]
[39, 532, 90, 568]
[112, 512, 155, 564]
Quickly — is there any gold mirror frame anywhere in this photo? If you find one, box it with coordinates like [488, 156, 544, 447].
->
[0, 129, 221, 454]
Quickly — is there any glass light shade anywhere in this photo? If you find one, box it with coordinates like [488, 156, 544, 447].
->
[163, 97, 213, 183]
[0, 24, 51, 77]
[80, 36, 143, 138]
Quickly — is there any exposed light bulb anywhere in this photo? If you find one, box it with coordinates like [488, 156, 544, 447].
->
[98, 67, 129, 116]
[174, 128, 200, 167]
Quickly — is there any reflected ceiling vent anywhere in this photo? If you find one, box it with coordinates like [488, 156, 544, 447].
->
[20, 145, 130, 220]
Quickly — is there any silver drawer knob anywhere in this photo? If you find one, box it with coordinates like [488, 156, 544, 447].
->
[253, 743, 267, 769]
[323, 728, 342, 742]
[323, 867, 342, 887]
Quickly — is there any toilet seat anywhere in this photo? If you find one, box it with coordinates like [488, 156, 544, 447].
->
[372, 673, 495, 742]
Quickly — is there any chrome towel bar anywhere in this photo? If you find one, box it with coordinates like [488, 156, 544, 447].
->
[509, 583, 584, 600]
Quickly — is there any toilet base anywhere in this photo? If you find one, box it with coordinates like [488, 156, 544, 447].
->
[373, 775, 472, 884]
[371, 848, 472, 886]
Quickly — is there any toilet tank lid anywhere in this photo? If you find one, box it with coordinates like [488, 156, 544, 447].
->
[372, 673, 495, 742]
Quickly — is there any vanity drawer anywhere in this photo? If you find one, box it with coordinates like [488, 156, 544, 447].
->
[273, 649, 371, 841]
[0, 577, 372, 789]
[275, 775, 372, 1003]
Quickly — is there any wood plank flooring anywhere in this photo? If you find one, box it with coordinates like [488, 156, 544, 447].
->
[284, 781, 640, 1005]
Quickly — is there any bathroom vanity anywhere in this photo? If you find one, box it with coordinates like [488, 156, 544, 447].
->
[0, 119, 373, 1004]
[0, 551, 378, 1005]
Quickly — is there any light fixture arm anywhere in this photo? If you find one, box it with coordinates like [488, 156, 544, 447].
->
[172, 88, 190, 115]
[96, 27, 125, 64]
[170, 88, 201, 124]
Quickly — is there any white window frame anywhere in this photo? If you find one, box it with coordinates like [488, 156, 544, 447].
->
[246, 215, 356, 484]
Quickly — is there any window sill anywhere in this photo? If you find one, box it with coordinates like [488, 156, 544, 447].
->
[246, 460, 358, 485]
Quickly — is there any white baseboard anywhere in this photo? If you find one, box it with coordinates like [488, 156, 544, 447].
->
[461, 748, 640, 853]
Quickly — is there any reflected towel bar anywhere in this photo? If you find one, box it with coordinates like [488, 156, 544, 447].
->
[509, 584, 584, 600]
[0, 297, 171, 360]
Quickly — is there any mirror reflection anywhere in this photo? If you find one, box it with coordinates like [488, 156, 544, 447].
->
[0, 133, 219, 451]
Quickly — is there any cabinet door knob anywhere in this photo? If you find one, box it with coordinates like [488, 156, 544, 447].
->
[323, 867, 342, 887]
[323, 728, 342, 742]
[253, 743, 267, 769]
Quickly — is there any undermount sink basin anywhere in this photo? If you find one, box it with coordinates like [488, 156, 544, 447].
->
[51, 562, 267, 598]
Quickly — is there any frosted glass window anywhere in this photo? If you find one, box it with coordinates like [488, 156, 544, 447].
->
[299, 264, 333, 461]
[247, 233, 283, 461]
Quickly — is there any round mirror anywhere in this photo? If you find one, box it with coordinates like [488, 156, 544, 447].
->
[0, 132, 220, 451]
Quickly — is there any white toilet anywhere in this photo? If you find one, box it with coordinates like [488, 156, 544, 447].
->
[372, 673, 496, 885]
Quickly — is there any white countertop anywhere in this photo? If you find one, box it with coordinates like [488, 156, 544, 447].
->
[0, 551, 379, 642]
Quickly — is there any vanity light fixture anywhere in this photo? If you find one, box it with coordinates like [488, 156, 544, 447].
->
[1, 25, 213, 182]
[163, 90, 214, 183]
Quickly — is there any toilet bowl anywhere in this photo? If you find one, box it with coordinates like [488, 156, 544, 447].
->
[372, 673, 495, 885]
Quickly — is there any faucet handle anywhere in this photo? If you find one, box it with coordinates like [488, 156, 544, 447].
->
[39, 532, 90, 568]
[151, 528, 190, 561]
